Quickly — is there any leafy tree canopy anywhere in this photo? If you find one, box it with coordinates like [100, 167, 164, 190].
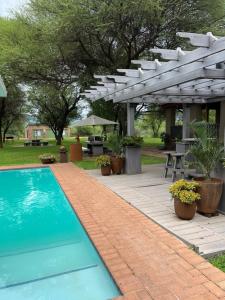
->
[0, 0, 224, 137]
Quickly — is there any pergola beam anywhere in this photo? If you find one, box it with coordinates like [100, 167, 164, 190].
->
[91, 34, 225, 101]
[124, 96, 208, 104]
[150, 47, 189, 61]
[84, 32, 225, 105]
[176, 32, 218, 48]
[113, 68, 225, 102]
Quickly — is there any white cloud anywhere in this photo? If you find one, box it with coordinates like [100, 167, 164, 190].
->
[0, 0, 27, 17]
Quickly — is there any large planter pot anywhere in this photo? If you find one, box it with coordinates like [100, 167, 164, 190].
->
[174, 198, 196, 220]
[195, 178, 223, 214]
[59, 151, 68, 163]
[124, 146, 141, 175]
[70, 143, 83, 162]
[110, 156, 124, 175]
[101, 165, 111, 176]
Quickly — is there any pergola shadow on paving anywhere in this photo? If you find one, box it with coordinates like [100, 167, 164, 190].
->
[82, 32, 225, 138]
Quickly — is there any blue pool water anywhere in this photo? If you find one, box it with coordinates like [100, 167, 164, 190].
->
[0, 167, 120, 300]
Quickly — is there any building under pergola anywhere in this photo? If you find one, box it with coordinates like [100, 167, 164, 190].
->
[82, 32, 225, 145]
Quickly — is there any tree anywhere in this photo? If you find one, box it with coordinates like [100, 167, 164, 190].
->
[140, 105, 165, 138]
[0, 16, 82, 144]
[0, 73, 25, 148]
[28, 0, 223, 134]
[0, 0, 224, 137]
[28, 83, 80, 145]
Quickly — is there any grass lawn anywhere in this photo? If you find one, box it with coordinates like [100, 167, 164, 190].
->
[0, 137, 164, 169]
[209, 255, 225, 273]
[143, 137, 163, 148]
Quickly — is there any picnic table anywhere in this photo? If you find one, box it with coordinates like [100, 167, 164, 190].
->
[24, 140, 49, 147]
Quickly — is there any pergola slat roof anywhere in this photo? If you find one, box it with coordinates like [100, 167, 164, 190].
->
[82, 32, 225, 105]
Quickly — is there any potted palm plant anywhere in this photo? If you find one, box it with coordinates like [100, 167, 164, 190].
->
[96, 155, 111, 176]
[108, 134, 124, 174]
[122, 136, 143, 175]
[170, 179, 200, 220]
[189, 121, 224, 215]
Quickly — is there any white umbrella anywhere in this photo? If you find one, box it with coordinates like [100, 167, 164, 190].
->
[73, 115, 118, 127]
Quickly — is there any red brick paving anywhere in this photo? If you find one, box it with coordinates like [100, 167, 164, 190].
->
[2, 163, 225, 299]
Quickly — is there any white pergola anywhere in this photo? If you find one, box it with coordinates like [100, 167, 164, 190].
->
[82, 32, 225, 138]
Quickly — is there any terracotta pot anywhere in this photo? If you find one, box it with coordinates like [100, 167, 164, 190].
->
[195, 178, 223, 214]
[101, 165, 111, 176]
[70, 143, 83, 162]
[59, 151, 68, 163]
[110, 156, 124, 175]
[174, 198, 196, 220]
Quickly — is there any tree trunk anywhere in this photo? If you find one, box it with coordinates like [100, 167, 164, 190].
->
[3, 127, 9, 143]
[0, 131, 3, 148]
[55, 129, 64, 145]
[0, 99, 5, 148]
[56, 134, 62, 145]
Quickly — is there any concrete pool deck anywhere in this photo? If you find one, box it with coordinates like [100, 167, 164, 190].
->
[88, 164, 225, 258]
[2, 163, 225, 299]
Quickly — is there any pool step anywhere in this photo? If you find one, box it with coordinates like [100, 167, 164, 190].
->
[0, 241, 98, 289]
[0, 263, 119, 300]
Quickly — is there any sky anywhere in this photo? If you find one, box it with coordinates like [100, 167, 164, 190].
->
[0, 0, 27, 17]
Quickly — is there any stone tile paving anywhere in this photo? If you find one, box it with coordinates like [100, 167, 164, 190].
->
[87, 164, 225, 257]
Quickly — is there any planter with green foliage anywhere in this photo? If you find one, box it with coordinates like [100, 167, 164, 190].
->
[108, 134, 124, 174]
[170, 179, 200, 220]
[122, 136, 143, 175]
[39, 153, 56, 164]
[96, 155, 111, 176]
[189, 121, 224, 215]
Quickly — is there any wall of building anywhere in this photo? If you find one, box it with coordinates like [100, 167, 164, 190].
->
[25, 125, 71, 139]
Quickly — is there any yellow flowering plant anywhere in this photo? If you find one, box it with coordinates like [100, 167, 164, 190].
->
[169, 179, 201, 204]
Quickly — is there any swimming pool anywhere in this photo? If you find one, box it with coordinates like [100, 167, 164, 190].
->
[0, 167, 120, 300]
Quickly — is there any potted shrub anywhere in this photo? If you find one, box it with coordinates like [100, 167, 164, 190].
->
[189, 121, 224, 215]
[59, 146, 68, 163]
[169, 179, 200, 220]
[96, 155, 111, 176]
[108, 134, 124, 175]
[39, 153, 56, 164]
[122, 136, 143, 175]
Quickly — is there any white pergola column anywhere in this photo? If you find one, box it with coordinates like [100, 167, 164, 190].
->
[182, 104, 191, 139]
[127, 103, 136, 136]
